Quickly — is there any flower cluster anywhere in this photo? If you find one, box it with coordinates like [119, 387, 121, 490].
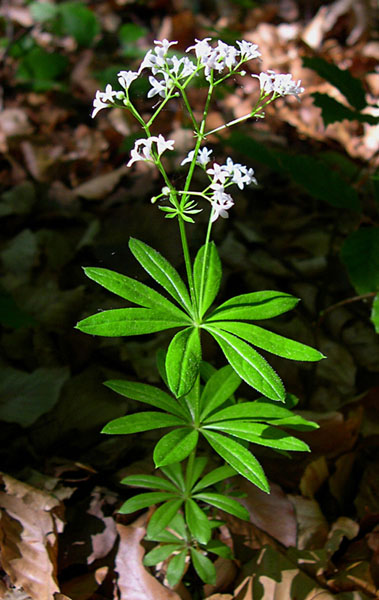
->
[89, 38, 305, 224]
[187, 38, 261, 80]
[127, 135, 175, 167]
[252, 70, 304, 99]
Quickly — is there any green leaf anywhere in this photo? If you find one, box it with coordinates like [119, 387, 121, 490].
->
[192, 465, 236, 492]
[205, 326, 285, 401]
[206, 291, 298, 322]
[75, 307, 187, 337]
[277, 152, 361, 211]
[129, 238, 192, 313]
[271, 415, 319, 431]
[101, 412, 185, 435]
[83, 267, 190, 319]
[166, 327, 201, 398]
[143, 543, 183, 567]
[104, 380, 187, 418]
[211, 321, 324, 362]
[30, 2, 58, 21]
[206, 540, 233, 559]
[160, 463, 185, 491]
[193, 492, 249, 520]
[228, 131, 281, 170]
[200, 365, 241, 420]
[146, 499, 184, 538]
[204, 401, 293, 423]
[120, 474, 178, 492]
[153, 428, 198, 467]
[186, 456, 208, 490]
[193, 242, 222, 316]
[302, 57, 366, 111]
[166, 549, 188, 588]
[59, 2, 100, 46]
[119, 491, 176, 514]
[341, 228, 379, 294]
[190, 548, 216, 585]
[0, 366, 69, 427]
[156, 348, 169, 387]
[311, 93, 378, 126]
[205, 421, 310, 451]
[185, 499, 211, 545]
[202, 430, 269, 492]
[16, 46, 68, 91]
[371, 294, 379, 334]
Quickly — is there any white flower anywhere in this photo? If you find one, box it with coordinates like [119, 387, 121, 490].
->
[127, 136, 175, 167]
[216, 41, 239, 69]
[118, 70, 139, 90]
[147, 75, 169, 98]
[154, 39, 178, 56]
[236, 40, 261, 61]
[210, 188, 234, 222]
[154, 134, 175, 155]
[91, 87, 116, 118]
[181, 147, 213, 167]
[206, 162, 229, 184]
[167, 55, 196, 79]
[253, 70, 304, 98]
[221, 158, 257, 189]
[186, 38, 212, 60]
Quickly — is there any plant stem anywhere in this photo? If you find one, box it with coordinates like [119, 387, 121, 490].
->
[178, 216, 198, 316]
[198, 215, 214, 317]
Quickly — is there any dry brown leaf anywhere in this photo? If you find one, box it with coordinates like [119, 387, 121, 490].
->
[300, 457, 329, 499]
[238, 478, 297, 548]
[0, 472, 63, 600]
[73, 165, 128, 200]
[115, 520, 181, 600]
[288, 495, 329, 550]
[87, 487, 118, 564]
[203, 557, 237, 597]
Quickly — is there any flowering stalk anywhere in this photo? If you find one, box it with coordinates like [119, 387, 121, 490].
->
[78, 37, 324, 589]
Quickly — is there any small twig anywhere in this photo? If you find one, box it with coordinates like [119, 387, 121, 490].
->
[318, 291, 377, 326]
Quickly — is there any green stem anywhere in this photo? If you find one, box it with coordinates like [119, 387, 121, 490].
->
[178, 217, 198, 316]
[204, 93, 274, 137]
[198, 213, 214, 317]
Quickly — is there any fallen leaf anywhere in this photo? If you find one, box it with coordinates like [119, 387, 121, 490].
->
[115, 518, 181, 600]
[288, 495, 329, 550]
[237, 478, 297, 548]
[0, 473, 63, 600]
[300, 456, 329, 499]
[87, 487, 118, 564]
[73, 165, 128, 200]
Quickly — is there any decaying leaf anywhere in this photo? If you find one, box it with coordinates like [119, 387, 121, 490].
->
[0, 473, 64, 600]
[73, 165, 129, 200]
[115, 517, 181, 600]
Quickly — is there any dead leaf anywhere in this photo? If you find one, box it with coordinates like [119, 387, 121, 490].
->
[0, 473, 63, 600]
[115, 519, 181, 600]
[300, 457, 329, 499]
[73, 165, 128, 200]
[237, 478, 297, 548]
[87, 487, 118, 564]
[203, 557, 237, 597]
[288, 495, 329, 550]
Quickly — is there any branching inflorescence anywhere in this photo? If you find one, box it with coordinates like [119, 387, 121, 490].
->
[76, 38, 321, 588]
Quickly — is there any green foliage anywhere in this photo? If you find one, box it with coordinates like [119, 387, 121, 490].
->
[16, 46, 68, 92]
[340, 228, 379, 294]
[30, 1, 99, 46]
[302, 57, 378, 127]
[76, 239, 323, 400]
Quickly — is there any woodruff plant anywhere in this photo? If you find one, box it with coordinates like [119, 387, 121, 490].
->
[76, 38, 324, 587]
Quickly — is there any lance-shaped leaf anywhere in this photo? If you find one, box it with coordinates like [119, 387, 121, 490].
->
[153, 428, 199, 467]
[166, 550, 187, 588]
[166, 327, 201, 398]
[185, 456, 208, 490]
[206, 291, 298, 322]
[143, 543, 184, 567]
[190, 548, 216, 585]
[146, 499, 184, 538]
[120, 474, 179, 492]
[104, 380, 188, 419]
[185, 499, 211, 545]
[192, 465, 236, 492]
[119, 491, 176, 514]
[193, 492, 249, 520]
[160, 463, 185, 491]
[83, 266, 189, 319]
[76, 307, 187, 337]
[204, 420, 311, 452]
[200, 365, 241, 420]
[202, 429, 269, 493]
[206, 540, 233, 559]
[102, 411, 185, 435]
[204, 326, 285, 401]
[193, 242, 222, 316]
[204, 402, 319, 431]
[129, 237, 192, 314]
[211, 321, 324, 362]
